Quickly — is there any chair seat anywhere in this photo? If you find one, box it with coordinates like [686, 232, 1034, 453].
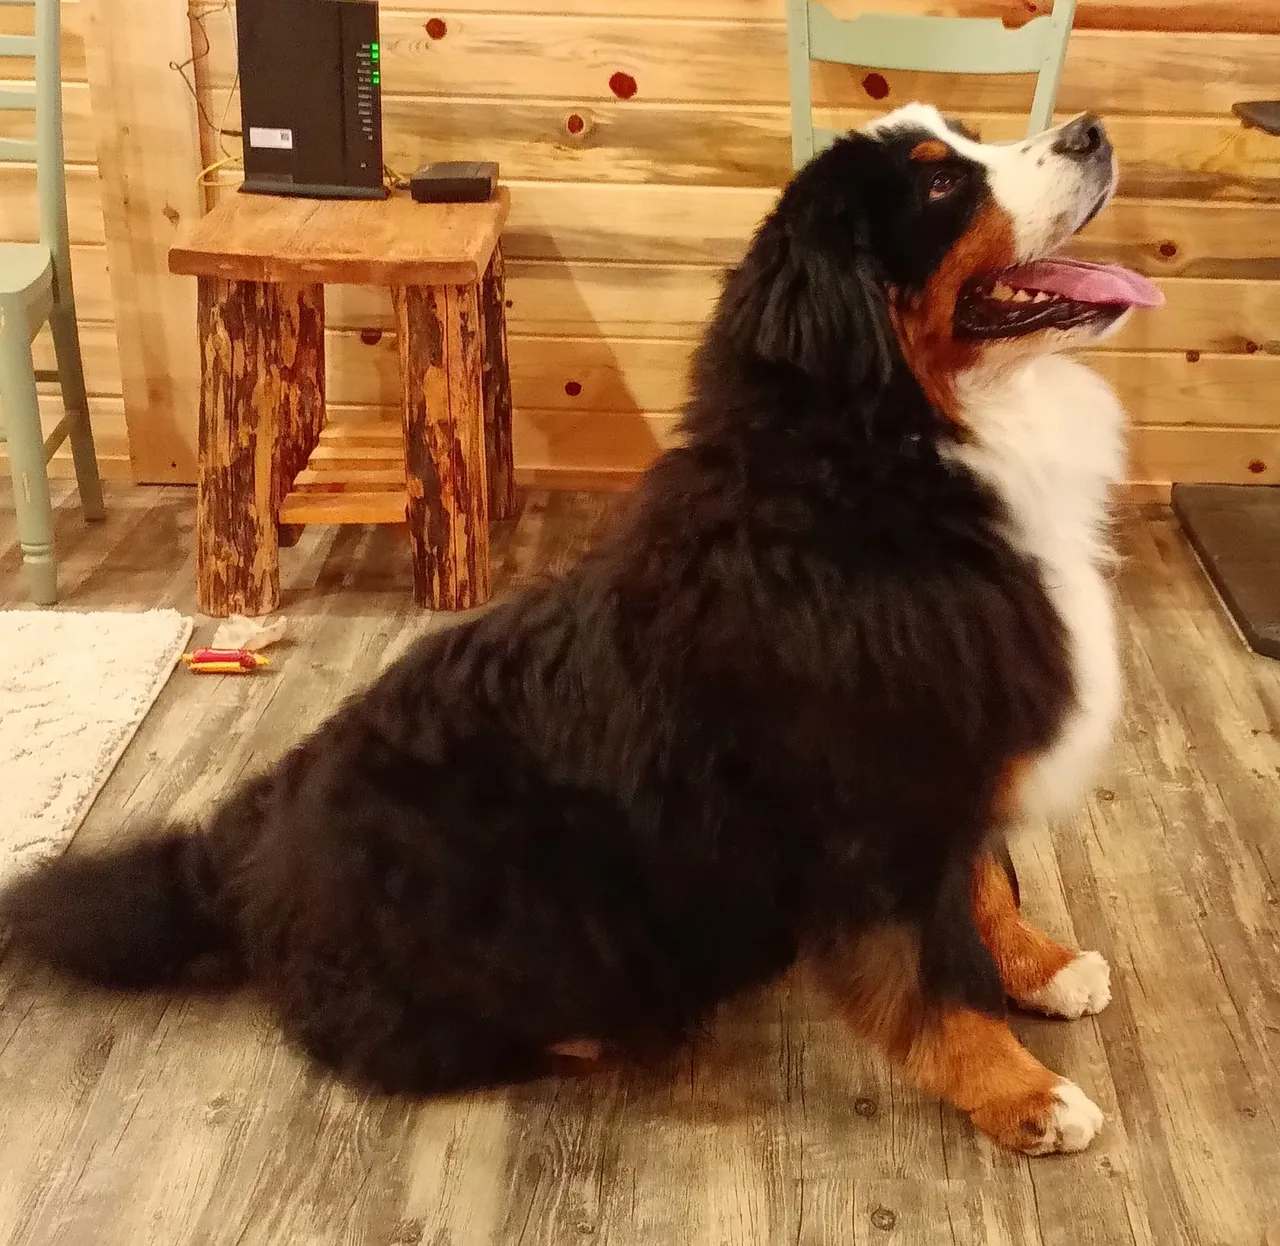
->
[0, 241, 54, 300]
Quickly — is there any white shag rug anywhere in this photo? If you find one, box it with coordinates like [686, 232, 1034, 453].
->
[0, 609, 192, 887]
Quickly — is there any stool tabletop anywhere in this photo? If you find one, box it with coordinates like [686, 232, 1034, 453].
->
[168, 186, 510, 286]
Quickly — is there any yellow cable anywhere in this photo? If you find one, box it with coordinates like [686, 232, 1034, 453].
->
[216, 70, 238, 160]
[198, 154, 240, 187]
[196, 71, 242, 187]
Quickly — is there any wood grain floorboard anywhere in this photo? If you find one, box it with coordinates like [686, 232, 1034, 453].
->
[0, 485, 1277, 1245]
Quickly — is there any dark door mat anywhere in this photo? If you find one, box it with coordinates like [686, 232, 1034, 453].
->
[1171, 483, 1280, 660]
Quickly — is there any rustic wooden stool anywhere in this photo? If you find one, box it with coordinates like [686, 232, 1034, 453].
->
[168, 188, 515, 617]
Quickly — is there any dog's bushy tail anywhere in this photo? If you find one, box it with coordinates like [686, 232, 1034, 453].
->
[0, 828, 235, 988]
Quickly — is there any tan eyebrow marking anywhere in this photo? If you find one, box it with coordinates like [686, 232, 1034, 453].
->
[910, 139, 951, 162]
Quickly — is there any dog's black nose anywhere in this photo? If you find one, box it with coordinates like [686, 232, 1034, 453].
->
[1051, 114, 1111, 161]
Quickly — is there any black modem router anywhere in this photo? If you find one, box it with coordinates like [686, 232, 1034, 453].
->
[235, 0, 386, 199]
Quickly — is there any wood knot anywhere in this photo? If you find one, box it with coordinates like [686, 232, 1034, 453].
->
[390, 1218, 426, 1246]
[996, 2, 1038, 27]
[1158, 241, 1178, 259]
[565, 111, 590, 138]
[1185, 349, 1201, 363]
[854, 1096, 878, 1118]
[1244, 339, 1260, 354]
[1248, 459, 1267, 474]
[862, 72, 890, 100]
[73, 1029, 115, 1086]
[360, 328, 383, 346]
[425, 17, 447, 39]
[870, 1207, 897, 1231]
[609, 71, 638, 100]
[564, 380, 582, 397]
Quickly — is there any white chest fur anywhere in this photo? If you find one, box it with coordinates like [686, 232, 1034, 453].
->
[952, 355, 1127, 820]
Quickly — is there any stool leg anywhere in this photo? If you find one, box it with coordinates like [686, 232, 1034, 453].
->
[195, 276, 287, 617]
[394, 282, 491, 610]
[479, 243, 517, 521]
[269, 283, 326, 550]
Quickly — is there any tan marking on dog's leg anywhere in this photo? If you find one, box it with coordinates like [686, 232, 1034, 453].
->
[907, 1006, 1102, 1153]
[972, 852, 1111, 1019]
[827, 927, 1104, 1154]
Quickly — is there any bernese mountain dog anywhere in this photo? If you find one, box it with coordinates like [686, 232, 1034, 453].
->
[1, 104, 1162, 1155]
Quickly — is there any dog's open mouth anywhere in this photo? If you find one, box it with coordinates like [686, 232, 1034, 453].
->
[955, 258, 1164, 340]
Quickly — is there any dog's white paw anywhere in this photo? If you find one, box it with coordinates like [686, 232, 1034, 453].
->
[971, 1079, 1105, 1155]
[1023, 1082, 1105, 1155]
[1025, 950, 1111, 1020]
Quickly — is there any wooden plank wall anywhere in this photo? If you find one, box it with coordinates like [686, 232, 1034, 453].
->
[83, 0, 205, 484]
[10, 0, 1278, 490]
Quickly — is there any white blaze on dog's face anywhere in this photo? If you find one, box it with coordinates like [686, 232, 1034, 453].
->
[878, 103, 1118, 266]
[855, 103, 1162, 416]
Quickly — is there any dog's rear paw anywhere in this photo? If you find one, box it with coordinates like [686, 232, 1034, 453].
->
[1024, 950, 1111, 1020]
[971, 1080, 1104, 1155]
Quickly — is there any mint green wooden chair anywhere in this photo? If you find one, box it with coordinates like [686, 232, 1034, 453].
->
[0, 0, 103, 604]
[787, 0, 1080, 167]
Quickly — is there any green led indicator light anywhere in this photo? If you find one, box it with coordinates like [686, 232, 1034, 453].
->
[371, 47, 379, 60]
[371, 73, 380, 85]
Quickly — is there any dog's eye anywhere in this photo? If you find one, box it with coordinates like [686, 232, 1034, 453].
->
[928, 169, 963, 201]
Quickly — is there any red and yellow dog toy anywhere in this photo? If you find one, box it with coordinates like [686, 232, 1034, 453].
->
[180, 647, 271, 674]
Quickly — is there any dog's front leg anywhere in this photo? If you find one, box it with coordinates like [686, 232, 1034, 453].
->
[825, 926, 1104, 1154]
[972, 851, 1112, 1020]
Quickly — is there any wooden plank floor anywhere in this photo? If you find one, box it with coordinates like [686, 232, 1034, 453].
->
[0, 482, 1278, 1246]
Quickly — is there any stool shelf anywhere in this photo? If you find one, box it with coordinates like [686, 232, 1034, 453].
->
[280, 423, 408, 523]
[278, 490, 406, 528]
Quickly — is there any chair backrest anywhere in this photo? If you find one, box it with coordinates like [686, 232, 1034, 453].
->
[0, 0, 73, 302]
[787, 0, 1079, 168]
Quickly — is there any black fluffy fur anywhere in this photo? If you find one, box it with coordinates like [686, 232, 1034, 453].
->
[1, 129, 1073, 1094]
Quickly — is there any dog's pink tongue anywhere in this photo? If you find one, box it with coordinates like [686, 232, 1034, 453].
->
[1009, 259, 1164, 308]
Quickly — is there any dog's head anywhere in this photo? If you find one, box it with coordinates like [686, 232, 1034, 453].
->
[716, 102, 1161, 420]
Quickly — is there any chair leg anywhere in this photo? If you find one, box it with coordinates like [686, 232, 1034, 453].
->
[0, 314, 58, 604]
[48, 302, 105, 522]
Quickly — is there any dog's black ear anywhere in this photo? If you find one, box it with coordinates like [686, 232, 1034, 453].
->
[718, 213, 896, 397]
